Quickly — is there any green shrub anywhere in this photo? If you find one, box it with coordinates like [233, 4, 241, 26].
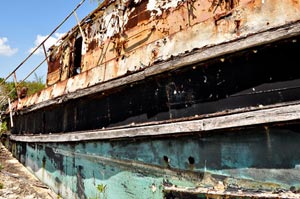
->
[0, 121, 7, 134]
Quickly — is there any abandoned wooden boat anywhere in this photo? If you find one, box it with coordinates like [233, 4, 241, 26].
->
[1, 0, 300, 198]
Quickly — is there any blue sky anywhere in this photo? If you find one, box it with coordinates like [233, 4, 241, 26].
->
[0, 0, 99, 82]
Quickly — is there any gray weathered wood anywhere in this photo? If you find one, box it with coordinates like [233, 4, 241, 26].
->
[10, 101, 300, 143]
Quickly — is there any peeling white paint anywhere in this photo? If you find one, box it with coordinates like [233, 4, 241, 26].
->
[13, 0, 300, 111]
[147, 0, 184, 16]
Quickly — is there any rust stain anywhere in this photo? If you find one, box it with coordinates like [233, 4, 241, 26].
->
[234, 19, 241, 36]
[209, 0, 240, 13]
[87, 39, 99, 51]
[9, 0, 300, 111]
[187, 0, 197, 26]
[47, 48, 61, 73]
[125, 0, 151, 30]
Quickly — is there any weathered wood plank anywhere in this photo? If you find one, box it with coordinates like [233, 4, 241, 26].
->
[10, 101, 300, 142]
[19, 21, 300, 114]
[164, 186, 300, 199]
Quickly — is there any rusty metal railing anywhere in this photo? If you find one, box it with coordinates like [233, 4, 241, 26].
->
[0, 0, 87, 108]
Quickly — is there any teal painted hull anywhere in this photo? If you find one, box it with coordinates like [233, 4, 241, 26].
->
[4, 124, 300, 198]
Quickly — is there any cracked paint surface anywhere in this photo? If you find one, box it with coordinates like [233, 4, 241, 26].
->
[7, 0, 300, 111]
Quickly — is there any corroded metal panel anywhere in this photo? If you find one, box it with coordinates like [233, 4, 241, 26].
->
[6, 125, 300, 198]
[11, 37, 300, 134]
[11, 0, 300, 111]
[3, 1, 300, 198]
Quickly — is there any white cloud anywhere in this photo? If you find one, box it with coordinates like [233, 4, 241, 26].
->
[0, 37, 18, 56]
[29, 33, 65, 55]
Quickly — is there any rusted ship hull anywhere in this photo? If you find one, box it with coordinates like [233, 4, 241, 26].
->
[4, 35, 300, 198]
[2, 0, 300, 198]
[9, 35, 300, 134]
[2, 122, 300, 199]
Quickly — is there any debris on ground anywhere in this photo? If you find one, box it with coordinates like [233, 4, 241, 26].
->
[0, 143, 58, 199]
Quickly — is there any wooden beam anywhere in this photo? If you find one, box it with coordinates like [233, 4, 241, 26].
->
[164, 186, 300, 199]
[8, 98, 14, 128]
[10, 101, 300, 143]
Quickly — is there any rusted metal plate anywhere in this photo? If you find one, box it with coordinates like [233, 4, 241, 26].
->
[9, 35, 300, 131]
[9, 0, 300, 111]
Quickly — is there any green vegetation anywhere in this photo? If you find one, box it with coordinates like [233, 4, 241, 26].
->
[89, 184, 107, 199]
[0, 74, 45, 111]
[0, 121, 7, 134]
[0, 74, 45, 100]
[97, 184, 106, 193]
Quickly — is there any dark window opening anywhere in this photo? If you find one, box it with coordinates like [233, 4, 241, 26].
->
[73, 36, 83, 76]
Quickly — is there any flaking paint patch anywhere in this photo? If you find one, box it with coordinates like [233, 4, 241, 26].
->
[77, 165, 87, 199]
[8, 129, 300, 198]
[11, 0, 300, 115]
[147, 0, 184, 16]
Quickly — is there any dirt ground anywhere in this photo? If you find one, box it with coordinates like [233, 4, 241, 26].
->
[0, 143, 58, 199]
